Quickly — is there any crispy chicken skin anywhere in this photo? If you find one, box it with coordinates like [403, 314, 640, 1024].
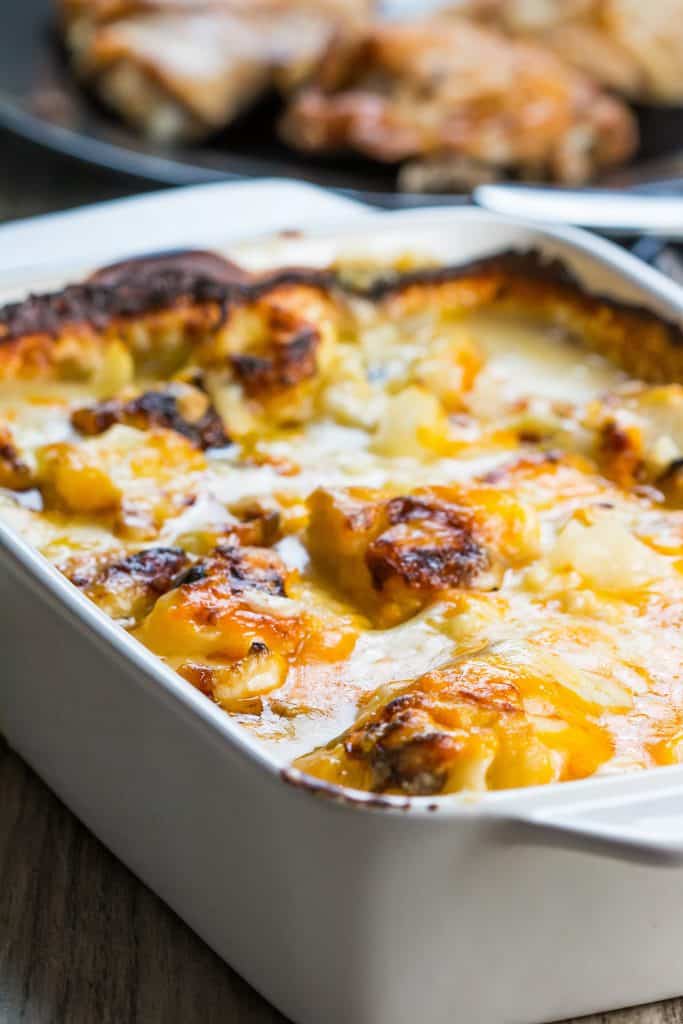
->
[57, 0, 373, 142]
[461, 0, 683, 104]
[281, 16, 637, 188]
[294, 658, 562, 794]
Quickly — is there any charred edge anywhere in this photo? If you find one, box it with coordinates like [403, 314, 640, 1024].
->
[344, 694, 455, 796]
[71, 390, 230, 450]
[2, 247, 680, 354]
[0, 275, 234, 343]
[0, 256, 336, 344]
[213, 544, 288, 596]
[87, 250, 253, 288]
[365, 496, 487, 591]
[358, 249, 580, 299]
[230, 323, 320, 394]
[356, 249, 683, 347]
[366, 536, 486, 591]
[279, 766, 413, 810]
[249, 266, 337, 297]
[76, 547, 191, 594]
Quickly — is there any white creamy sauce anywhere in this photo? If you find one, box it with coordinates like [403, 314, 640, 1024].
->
[252, 611, 457, 763]
[467, 312, 627, 405]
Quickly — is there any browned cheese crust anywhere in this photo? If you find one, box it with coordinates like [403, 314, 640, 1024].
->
[71, 384, 230, 450]
[4, 243, 683, 797]
[3, 248, 681, 386]
[294, 658, 559, 794]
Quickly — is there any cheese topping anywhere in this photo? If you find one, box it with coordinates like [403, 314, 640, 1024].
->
[2, 248, 683, 796]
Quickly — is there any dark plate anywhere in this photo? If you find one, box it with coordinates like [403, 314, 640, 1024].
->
[1, 0, 683, 206]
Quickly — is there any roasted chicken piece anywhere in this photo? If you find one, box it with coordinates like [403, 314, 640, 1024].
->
[306, 484, 539, 626]
[57, 0, 373, 142]
[294, 658, 561, 794]
[461, 0, 683, 104]
[281, 16, 637, 189]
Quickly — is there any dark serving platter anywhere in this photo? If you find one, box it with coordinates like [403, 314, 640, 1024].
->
[2, 0, 683, 206]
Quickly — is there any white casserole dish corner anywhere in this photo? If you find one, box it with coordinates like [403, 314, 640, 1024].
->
[2, 179, 683, 1024]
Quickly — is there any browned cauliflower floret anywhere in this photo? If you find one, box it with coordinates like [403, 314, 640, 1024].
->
[71, 382, 230, 450]
[306, 484, 538, 626]
[67, 545, 190, 625]
[295, 658, 559, 795]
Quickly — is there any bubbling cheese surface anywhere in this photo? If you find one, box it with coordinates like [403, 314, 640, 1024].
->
[2, 251, 683, 797]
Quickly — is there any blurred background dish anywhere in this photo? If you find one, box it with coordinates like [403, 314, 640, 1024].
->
[459, 0, 683, 106]
[0, 0, 683, 201]
[281, 15, 636, 191]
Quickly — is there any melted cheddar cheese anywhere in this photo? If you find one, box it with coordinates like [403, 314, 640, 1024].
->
[2, 248, 683, 796]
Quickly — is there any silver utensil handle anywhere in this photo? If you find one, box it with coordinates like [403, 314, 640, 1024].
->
[475, 184, 683, 240]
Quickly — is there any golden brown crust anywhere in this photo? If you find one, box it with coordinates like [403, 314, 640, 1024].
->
[67, 545, 190, 623]
[71, 385, 230, 450]
[133, 539, 358, 668]
[364, 252, 683, 384]
[295, 659, 559, 794]
[225, 293, 322, 397]
[306, 484, 533, 626]
[365, 495, 488, 592]
[204, 543, 290, 596]
[0, 250, 241, 345]
[3, 248, 680, 385]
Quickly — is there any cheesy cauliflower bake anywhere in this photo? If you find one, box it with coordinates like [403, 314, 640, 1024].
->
[3, 247, 683, 797]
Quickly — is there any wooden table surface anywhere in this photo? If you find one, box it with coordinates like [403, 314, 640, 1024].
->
[0, 131, 682, 1024]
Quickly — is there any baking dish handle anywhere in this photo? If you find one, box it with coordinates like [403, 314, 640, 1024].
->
[507, 784, 683, 865]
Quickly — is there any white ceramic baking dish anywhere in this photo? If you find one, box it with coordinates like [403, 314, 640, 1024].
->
[3, 180, 683, 1024]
